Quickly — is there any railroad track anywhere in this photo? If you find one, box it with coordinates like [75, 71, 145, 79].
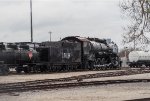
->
[0, 79, 150, 94]
[8, 68, 121, 75]
[8, 67, 148, 75]
[0, 68, 150, 94]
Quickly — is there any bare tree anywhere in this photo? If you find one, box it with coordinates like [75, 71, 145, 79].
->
[120, 0, 150, 49]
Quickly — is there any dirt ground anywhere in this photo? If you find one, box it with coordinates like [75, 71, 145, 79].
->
[1, 69, 150, 84]
[1, 82, 150, 101]
[1, 70, 150, 101]
[0, 70, 124, 83]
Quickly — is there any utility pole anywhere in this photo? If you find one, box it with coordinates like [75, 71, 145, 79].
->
[49, 31, 52, 42]
[30, 0, 33, 43]
[133, 33, 136, 50]
[133, 36, 136, 50]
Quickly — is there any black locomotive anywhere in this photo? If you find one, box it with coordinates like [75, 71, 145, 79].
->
[36, 36, 120, 72]
[0, 42, 39, 73]
[0, 36, 120, 73]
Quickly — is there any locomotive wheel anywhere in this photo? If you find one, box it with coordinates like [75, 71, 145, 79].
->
[49, 66, 53, 72]
[15, 66, 23, 73]
[98, 67, 102, 71]
[40, 66, 46, 72]
[73, 65, 77, 70]
[16, 69, 21, 73]
[57, 66, 62, 72]
[33, 66, 39, 73]
[117, 67, 121, 70]
[88, 61, 94, 70]
[84, 61, 90, 70]
[101, 58, 106, 70]
[94, 59, 101, 70]
[111, 66, 115, 70]
[42, 65, 48, 72]
[70, 66, 73, 71]
[107, 66, 111, 70]
[62, 66, 66, 71]
[101, 66, 106, 70]
[53, 67, 57, 72]
[93, 59, 98, 70]
[96, 66, 101, 70]
[55, 67, 59, 72]
[58, 66, 62, 72]
[51, 67, 55, 72]
[65, 65, 69, 71]
[23, 67, 29, 73]
[146, 65, 149, 67]
[61, 65, 65, 71]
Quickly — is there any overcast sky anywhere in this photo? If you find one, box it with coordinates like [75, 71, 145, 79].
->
[0, 0, 127, 49]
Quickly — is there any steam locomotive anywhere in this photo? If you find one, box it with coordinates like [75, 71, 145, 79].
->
[0, 36, 120, 73]
[36, 36, 120, 72]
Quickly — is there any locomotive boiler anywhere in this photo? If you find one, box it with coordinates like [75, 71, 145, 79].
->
[87, 37, 119, 69]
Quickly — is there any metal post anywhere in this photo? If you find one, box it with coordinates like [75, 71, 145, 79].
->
[30, 0, 33, 43]
[49, 32, 52, 42]
[133, 33, 136, 50]
[134, 37, 135, 50]
[124, 47, 128, 67]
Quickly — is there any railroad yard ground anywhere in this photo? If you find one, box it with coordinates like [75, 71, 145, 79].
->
[0, 70, 125, 83]
[1, 83, 150, 101]
[1, 69, 150, 101]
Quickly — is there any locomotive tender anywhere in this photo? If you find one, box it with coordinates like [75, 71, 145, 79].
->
[0, 36, 120, 73]
[0, 42, 39, 73]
